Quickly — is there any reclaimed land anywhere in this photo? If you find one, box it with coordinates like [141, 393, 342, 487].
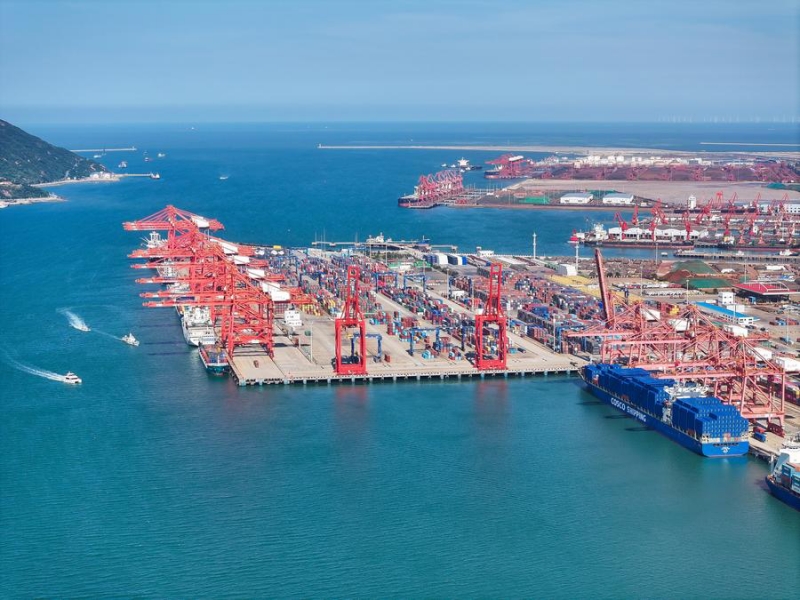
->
[499, 179, 800, 206]
[318, 144, 800, 160]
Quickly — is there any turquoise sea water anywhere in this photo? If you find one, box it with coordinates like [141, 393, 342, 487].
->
[1, 123, 798, 597]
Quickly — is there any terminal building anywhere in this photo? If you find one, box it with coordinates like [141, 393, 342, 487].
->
[696, 301, 756, 326]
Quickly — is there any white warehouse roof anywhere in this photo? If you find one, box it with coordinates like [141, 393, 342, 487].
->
[602, 193, 634, 201]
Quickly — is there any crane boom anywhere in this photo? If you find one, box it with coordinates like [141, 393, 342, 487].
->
[595, 248, 615, 326]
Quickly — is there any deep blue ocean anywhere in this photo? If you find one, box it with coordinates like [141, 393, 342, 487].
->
[1, 122, 798, 598]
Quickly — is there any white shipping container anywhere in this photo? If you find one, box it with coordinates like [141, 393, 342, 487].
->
[751, 347, 773, 361]
[642, 308, 661, 321]
[669, 318, 689, 332]
[261, 282, 291, 302]
[556, 264, 577, 276]
[724, 324, 748, 338]
[774, 356, 800, 372]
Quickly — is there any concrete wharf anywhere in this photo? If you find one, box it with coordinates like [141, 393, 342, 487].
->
[228, 321, 583, 387]
[229, 347, 580, 386]
[227, 274, 585, 386]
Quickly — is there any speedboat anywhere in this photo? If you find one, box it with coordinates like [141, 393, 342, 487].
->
[64, 372, 82, 385]
[75, 324, 90, 332]
[122, 333, 139, 346]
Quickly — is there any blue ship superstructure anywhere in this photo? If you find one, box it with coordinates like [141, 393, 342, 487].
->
[581, 363, 750, 457]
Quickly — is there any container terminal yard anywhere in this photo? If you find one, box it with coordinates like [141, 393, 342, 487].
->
[123, 205, 800, 463]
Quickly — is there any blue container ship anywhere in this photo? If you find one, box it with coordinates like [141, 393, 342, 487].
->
[765, 443, 800, 511]
[581, 364, 750, 457]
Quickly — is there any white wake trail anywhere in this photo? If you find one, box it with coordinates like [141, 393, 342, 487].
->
[1, 352, 67, 382]
[58, 308, 90, 331]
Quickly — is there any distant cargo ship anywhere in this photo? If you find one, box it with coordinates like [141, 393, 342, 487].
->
[444, 158, 482, 172]
[581, 363, 750, 457]
[765, 442, 800, 511]
[398, 194, 437, 209]
[398, 169, 464, 209]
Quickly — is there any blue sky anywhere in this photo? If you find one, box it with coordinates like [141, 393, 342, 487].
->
[0, 0, 797, 123]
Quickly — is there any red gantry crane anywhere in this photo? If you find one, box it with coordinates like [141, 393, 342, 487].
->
[474, 263, 508, 370]
[123, 206, 275, 359]
[568, 249, 785, 428]
[334, 265, 367, 375]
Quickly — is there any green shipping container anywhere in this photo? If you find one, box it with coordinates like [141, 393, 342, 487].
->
[521, 196, 549, 205]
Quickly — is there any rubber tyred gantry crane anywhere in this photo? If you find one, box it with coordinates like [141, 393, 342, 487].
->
[474, 263, 508, 370]
[334, 265, 367, 375]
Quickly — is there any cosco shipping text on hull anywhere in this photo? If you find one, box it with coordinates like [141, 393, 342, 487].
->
[581, 364, 750, 458]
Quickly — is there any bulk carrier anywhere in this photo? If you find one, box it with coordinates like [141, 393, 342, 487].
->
[581, 364, 750, 457]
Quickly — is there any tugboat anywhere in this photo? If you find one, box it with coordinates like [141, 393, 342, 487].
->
[64, 372, 82, 385]
[765, 438, 800, 511]
[122, 333, 139, 346]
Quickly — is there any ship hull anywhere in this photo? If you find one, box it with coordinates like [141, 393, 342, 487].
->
[582, 240, 690, 248]
[582, 377, 749, 458]
[199, 346, 230, 375]
[397, 198, 437, 209]
[765, 476, 800, 511]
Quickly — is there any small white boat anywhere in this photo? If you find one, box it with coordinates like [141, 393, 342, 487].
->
[74, 323, 90, 332]
[118, 161, 128, 169]
[122, 333, 139, 346]
[64, 372, 82, 385]
[219, 175, 229, 180]
[157, 152, 166, 158]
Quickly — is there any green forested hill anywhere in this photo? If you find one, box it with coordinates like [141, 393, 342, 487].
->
[0, 119, 106, 186]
